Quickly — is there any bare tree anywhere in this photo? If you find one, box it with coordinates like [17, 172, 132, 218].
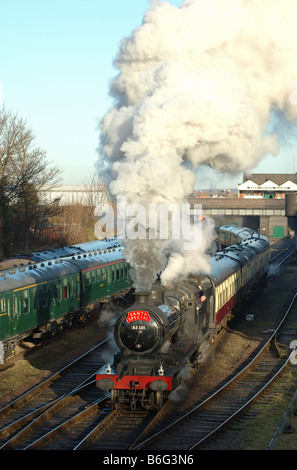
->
[0, 107, 61, 257]
[49, 173, 111, 246]
[81, 172, 110, 207]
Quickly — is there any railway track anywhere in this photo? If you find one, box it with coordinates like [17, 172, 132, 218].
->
[74, 405, 154, 450]
[269, 240, 295, 267]
[14, 396, 155, 449]
[0, 239, 296, 450]
[29, 280, 296, 451]
[129, 291, 297, 450]
[0, 332, 159, 450]
[0, 337, 113, 449]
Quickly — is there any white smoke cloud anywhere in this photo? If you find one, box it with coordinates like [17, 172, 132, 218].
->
[97, 0, 297, 290]
[160, 217, 216, 286]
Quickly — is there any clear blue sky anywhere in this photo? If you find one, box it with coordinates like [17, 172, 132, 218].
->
[0, 0, 180, 185]
[0, 0, 296, 189]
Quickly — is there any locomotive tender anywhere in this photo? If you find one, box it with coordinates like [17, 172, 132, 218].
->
[0, 239, 131, 360]
[96, 228, 270, 411]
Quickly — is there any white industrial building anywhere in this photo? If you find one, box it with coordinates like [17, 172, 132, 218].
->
[238, 173, 297, 199]
[41, 185, 108, 206]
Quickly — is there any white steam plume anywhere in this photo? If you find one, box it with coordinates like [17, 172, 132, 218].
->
[97, 0, 297, 290]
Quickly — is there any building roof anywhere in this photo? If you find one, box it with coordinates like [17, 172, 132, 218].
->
[243, 173, 297, 185]
[40, 185, 108, 206]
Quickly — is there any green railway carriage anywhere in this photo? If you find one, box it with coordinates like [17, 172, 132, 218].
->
[0, 260, 80, 357]
[0, 246, 132, 361]
[68, 247, 131, 312]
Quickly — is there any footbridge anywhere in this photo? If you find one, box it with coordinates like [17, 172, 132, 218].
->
[188, 197, 290, 240]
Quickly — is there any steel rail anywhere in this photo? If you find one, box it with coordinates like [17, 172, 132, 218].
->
[188, 352, 293, 450]
[0, 336, 111, 416]
[0, 337, 111, 448]
[23, 395, 109, 450]
[130, 255, 297, 450]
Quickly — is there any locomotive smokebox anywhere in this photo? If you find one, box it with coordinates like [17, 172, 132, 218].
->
[134, 285, 165, 305]
[113, 284, 175, 356]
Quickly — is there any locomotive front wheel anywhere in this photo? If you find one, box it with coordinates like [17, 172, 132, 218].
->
[111, 389, 120, 409]
[156, 391, 163, 411]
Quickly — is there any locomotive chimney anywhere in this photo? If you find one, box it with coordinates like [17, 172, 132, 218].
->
[134, 291, 151, 304]
[134, 285, 164, 305]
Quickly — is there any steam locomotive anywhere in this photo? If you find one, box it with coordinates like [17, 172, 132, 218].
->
[96, 229, 270, 411]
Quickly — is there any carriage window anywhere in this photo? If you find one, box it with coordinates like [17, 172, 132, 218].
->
[102, 269, 106, 281]
[92, 270, 96, 283]
[42, 285, 48, 307]
[0, 298, 6, 312]
[34, 289, 39, 310]
[64, 285, 68, 300]
[70, 280, 73, 297]
[23, 290, 29, 314]
[116, 268, 120, 280]
[57, 283, 62, 303]
[97, 269, 101, 281]
[13, 296, 18, 316]
[85, 273, 91, 286]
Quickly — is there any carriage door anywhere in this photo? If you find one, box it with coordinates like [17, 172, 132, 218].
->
[196, 280, 213, 341]
[106, 267, 111, 293]
[0, 297, 8, 342]
[198, 291, 209, 340]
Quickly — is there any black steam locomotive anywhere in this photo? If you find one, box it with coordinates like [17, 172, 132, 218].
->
[96, 229, 270, 411]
